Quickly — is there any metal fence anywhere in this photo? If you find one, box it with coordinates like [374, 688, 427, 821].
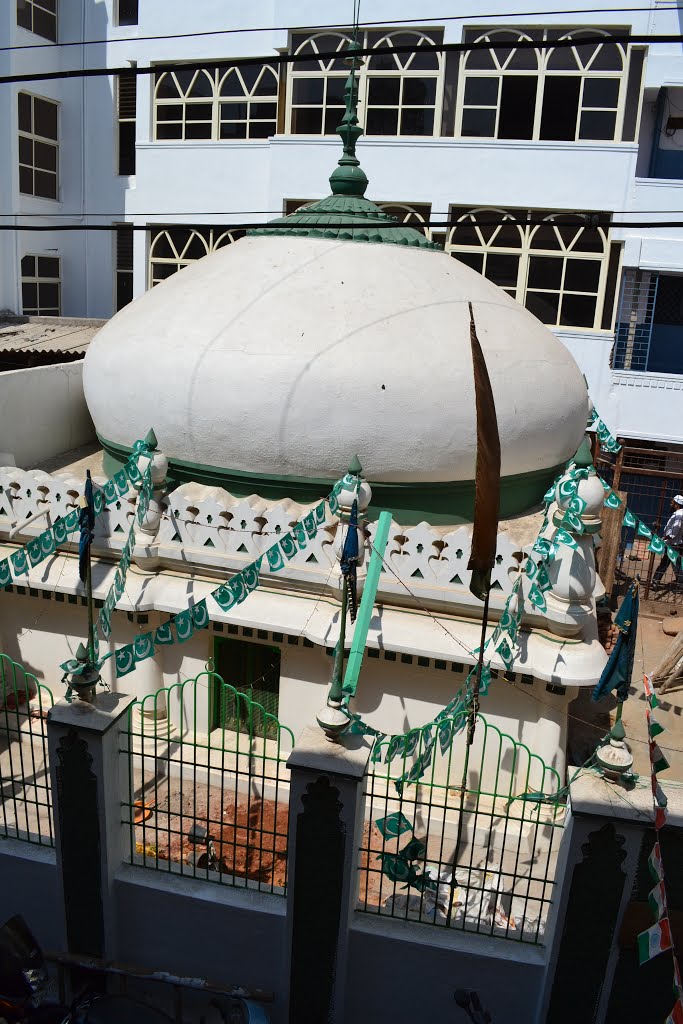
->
[0, 653, 54, 845]
[597, 443, 683, 604]
[358, 711, 565, 944]
[123, 671, 294, 894]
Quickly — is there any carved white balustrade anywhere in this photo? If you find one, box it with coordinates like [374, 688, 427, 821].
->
[0, 467, 593, 637]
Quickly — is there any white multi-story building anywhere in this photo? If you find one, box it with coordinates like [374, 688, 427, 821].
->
[1, 1, 683, 445]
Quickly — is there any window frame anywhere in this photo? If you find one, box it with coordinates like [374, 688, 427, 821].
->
[16, 0, 57, 43]
[446, 206, 612, 332]
[21, 253, 61, 316]
[456, 26, 629, 143]
[153, 63, 279, 142]
[147, 225, 245, 287]
[286, 27, 445, 138]
[17, 91, 59, 200]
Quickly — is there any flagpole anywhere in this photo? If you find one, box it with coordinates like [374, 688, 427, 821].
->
[86, 546, 95, 667]
[471, 583, 491, 733]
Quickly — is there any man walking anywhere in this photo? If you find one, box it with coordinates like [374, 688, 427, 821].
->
[653, 494, 683, 587]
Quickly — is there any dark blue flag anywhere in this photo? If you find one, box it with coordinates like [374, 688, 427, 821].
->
[340, 500, 359, 622]
[78, 470, 95, 584]
[591, 580, 639, 703]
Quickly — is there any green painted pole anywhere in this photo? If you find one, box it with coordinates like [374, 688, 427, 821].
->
[342, 510, 392, 700]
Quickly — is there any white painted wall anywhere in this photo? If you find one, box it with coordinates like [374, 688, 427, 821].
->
[0, 361, 94, 468]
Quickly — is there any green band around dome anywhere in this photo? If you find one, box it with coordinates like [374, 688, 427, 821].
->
[99, 433, 563, 525]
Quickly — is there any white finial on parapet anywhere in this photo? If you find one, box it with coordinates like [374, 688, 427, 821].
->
[544, 435, 604, 637]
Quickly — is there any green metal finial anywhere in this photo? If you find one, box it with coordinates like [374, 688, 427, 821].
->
[574, 435, 594, 468]
[329, 40, 368, 198]
[76, 642, 88, 661]
[348, 454, 363, 476]
[144, 428, 158, 451]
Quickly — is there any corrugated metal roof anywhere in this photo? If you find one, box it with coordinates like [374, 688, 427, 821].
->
[0, 315, 105, 355]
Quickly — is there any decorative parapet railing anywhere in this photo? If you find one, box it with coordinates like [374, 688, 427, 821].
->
[122, 671, 293, 894]
[0, 653, 54, 846]
[0, 470, 547, 618]
[359, 710, 565, 943]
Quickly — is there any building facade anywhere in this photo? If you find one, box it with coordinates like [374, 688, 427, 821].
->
[1, 1, 683, 445]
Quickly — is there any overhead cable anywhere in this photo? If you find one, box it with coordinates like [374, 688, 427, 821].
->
[1, 6, 680, 54]
[0, 33, 680, 87]
[4, 218, 683, 232]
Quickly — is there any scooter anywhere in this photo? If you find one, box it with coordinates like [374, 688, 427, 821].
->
[0, 915, 173, 1023]
[0, 916, 270, 1024]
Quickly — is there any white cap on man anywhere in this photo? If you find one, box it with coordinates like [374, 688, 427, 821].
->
[675, 495, 683, 506]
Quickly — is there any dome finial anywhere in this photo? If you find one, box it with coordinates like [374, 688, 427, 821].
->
[329, 37, 369, 198]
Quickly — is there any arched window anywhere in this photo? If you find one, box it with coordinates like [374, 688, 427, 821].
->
[542, 30, 625, 141]
[460, 30, 539, 140]
[289, 32, 353, 135]
[154, 69, 215, 140]
[148, 227, 244, 286]
[447, 207, 613, 330]
[154, 64, 279, 141]
[458, 26, 628, 142]
[447, 209, 524, 296]
[364, 31, 444, 136]
[288, 28, 445, 137]
[218, 65, 278, 139]
[525, 213, 609, 327]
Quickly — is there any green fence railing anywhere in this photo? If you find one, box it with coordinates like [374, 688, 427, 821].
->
[359, 710, 565, 944]
[0, 652, 54, 846]
[123, 670, 294, 895]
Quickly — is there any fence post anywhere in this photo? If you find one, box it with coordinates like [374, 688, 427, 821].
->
[47, 691, 136, 961]
[284, 726, 372, 1024]
[597, 487, 626, 599]
[541, 769, 656, 1024]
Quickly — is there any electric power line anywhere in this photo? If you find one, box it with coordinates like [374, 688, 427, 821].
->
[5, 218, 683, 232]
[1, 6, 679, 55]
[7, 208, 683, 218]
[0, 33, 680, 87]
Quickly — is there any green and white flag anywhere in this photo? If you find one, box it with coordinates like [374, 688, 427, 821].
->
[649, 842, 664, 882]
[648, 535, 666, 555]
[623, 509, 636, 528]
[637, 919, 672, 965]
[650, 740, 670, 775]
[375, 811, 412, 839]
[649, 881, 668, 921]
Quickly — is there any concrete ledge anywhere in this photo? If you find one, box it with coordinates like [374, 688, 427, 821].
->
[287, 725, 372, 779]
[568, 766, 683, 827]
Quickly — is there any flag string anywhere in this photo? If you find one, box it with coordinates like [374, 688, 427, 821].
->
[638, 673, 682, 1023]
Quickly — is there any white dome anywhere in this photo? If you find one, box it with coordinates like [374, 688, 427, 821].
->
[84, 235, 587, 506]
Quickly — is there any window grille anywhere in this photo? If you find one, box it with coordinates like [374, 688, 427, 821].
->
[18, 93, 58, 200]
[447, 206, 612, 330]
[148, 226, 245, 286]
[21, 254, 60, 315]
[288, 28, 445, 137]
[613, 269, 657, 370]
[117, 72, 137, 175]
[457, 26, 628, 143]
[154, 64, 278, 141]
[16, 0, 56, 42]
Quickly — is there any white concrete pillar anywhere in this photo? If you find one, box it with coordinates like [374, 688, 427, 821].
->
[284, 727, 372, 1024]
[47, 691, 136, 959]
